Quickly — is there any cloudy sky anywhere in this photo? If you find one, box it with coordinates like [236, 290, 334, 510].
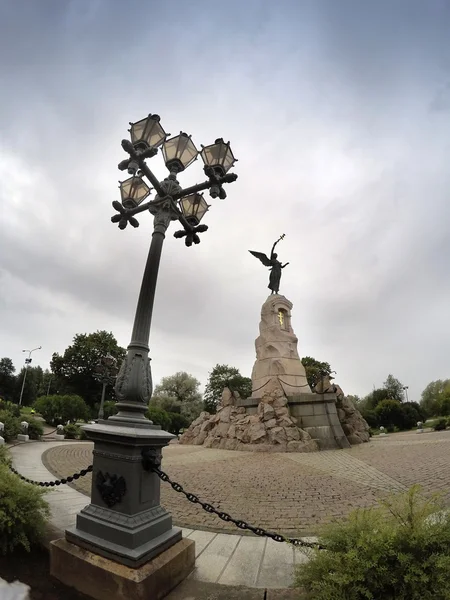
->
[1, 0, 450, 402]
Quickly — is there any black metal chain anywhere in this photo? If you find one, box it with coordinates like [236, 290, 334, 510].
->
[9, 464, 93, 487]
[151, 465, 325, 550]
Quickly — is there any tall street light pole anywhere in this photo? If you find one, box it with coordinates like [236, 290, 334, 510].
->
[19, 346, 42, 406]
[93, 354, 119, 420]
[58, 114, 238, 591]
[403, 386, 410, 403]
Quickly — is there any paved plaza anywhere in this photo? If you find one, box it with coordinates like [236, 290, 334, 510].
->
[10, 430, 450, 592]
[42, 430, 450, 536]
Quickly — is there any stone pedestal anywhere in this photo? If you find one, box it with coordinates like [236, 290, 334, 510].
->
[17, 434, 29, 442]
[246, 294, 350, 450]
[251, 295, 313, 399]
[55, 434, 65, 441]
[50, 536, 195, 600]
[64, 421, 182, 568]
[0, 437, 4, 446]
[287, 393, 350, 449]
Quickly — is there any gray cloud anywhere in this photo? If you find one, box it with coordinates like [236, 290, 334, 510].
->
[1, 0, 450, 400]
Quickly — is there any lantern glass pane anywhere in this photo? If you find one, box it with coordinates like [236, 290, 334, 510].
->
[130, 115, 166, 148]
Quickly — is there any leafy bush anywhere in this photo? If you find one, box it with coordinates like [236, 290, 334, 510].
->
[21, 416, 44, 440]
[295, 485, 450, 600]
[434, 418, 447, 431]
[34, 395, 89, 425]
[79, 428, 88, 440]
[34, 395, 61, 425]
[168, 412, 189, 435]
[100, 400, 117, 420]
[0, 445, 11, 466]
[146, 407, 172, 431]
[6, 402, 20, 418]
[361, 409, 379, 429]
[63, 423, 80, 439]
[375, 399, 421, 431]
[0, 463, 50, 553]
[0, 410, 21, 442]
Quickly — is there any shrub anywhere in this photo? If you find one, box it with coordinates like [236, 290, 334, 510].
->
[5, 402, 20, 418]
[34, 394, 90, 425]
[434, 418, 447, 431]
[0, 410, 21, 442]
[21, 416, 44, 440]
[59, 395, 89, 423]
[0, 463, 50, 553]
[295, 485, 450, 600]
[63, 423, 80, 439]
[34, 395, 61, 425]
[168, 412, 190, 435]
[146, 407, 172, 431]
[361, 409, 378, 429]
[100, 401, 117, 419]
[79, 428, 88, 440]
[0, 445, 11, 466]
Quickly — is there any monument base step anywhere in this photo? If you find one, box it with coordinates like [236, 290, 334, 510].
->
[50, 536, 195, 600]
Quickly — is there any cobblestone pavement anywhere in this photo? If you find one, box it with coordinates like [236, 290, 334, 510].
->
[42, 430, 450, 536]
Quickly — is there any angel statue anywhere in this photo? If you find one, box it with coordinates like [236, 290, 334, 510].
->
[249, 235, 289, 294]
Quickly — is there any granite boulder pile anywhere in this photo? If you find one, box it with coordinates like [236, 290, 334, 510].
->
[179, 380, 318, 452]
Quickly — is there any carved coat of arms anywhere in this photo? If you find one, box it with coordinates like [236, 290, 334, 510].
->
[96, 471, 127, 508]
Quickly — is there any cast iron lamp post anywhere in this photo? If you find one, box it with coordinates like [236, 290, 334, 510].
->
[109, 115, 237, 425]
[93, 354, 119, 420]
[62, 114, 238, 576]
[19, 346, 42, 406]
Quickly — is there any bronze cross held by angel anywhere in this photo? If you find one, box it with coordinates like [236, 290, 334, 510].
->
[249, 234, 289, 294]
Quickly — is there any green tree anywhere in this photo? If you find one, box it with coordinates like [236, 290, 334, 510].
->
[383, 374, 405, 402]
[0, 357, 16, 402]
[301, 356, 332, 390]
[36, 369, 53, 397]
[146, 407, 172, 431]
[34, 394, 89, 425]
[403, 401, 426, 422]
[167, 412, 190, 436]
[152, 371, 202, 423]
[203, 364, 252, 413]
[420, 379, 450, 417]
[361, 388, 389, 411]
[50, 331, 126, 408]
[15, 366, 41, 406]
[375, 399, 418, 430]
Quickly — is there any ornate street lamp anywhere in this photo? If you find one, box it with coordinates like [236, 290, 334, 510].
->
[119, 176, 151, 209]
[63, 114, 238, 578]
[19, 346, 42, 406]
[93, 354, 119, 420]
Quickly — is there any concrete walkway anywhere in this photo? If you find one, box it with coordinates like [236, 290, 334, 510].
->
[10, 441, 314, 590]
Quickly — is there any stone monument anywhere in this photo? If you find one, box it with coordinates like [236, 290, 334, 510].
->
[237, 293, 351, 449]
[181, 293, 370, 451]
[181, 238, 369, 451]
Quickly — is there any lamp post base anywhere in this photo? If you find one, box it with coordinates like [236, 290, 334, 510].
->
[64, 420, 180, 568]
[50, 536, 195, 600]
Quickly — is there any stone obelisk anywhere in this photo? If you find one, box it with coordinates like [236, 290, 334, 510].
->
[250, 295, 312, 398]
[238, 294, 350, 450]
